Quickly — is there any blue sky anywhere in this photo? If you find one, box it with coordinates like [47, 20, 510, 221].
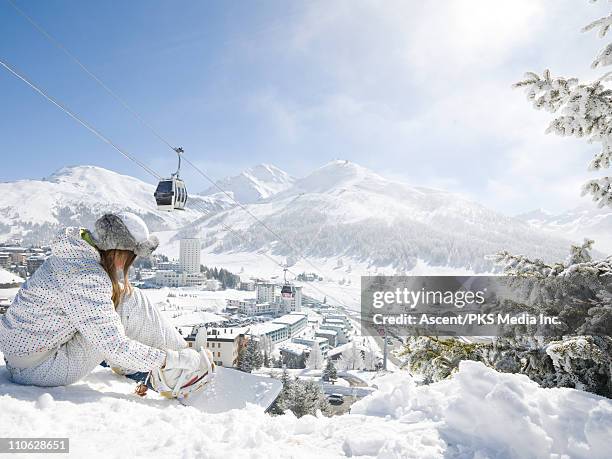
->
[1, 0, 610, 214]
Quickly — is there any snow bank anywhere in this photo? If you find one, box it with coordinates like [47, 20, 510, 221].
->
[0, 353, 609, 458]
[352, 360, 612, 458]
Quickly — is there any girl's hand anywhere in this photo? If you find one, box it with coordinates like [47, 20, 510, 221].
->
[163, 348, 203, 372]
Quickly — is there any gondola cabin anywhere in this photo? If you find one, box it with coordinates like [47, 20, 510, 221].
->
[281, 284, 295, 299]
[154, 177, 188, 211]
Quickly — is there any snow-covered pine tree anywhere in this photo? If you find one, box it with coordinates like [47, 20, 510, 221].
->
[238, 337, 264, 373]
[503, 3, 612, 395]
[250, 338, 263, 370]
[306, 344, 324, 370]
[400, 239, 612, 395]
[272, 373, 330, 418]
[514, 3, 612, 208]
[303, 380, 331, 416]
[394, 0, 612, 396]
[289, 378, 308, 417]
[237, 346, 251, 373]
[322, 359, 337, 383]
[270, 367, 293, 415]
[491, 240, 612, 395]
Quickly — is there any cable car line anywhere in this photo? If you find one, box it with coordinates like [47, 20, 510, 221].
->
[0, 55, 350, 309]
[3, 6, 352, 309]
[0, 58, 162, 181]
[6, 0, 328, 276]
[6, 0, 179, 154]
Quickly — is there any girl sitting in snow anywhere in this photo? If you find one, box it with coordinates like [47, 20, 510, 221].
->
[0, 212, 214, 399]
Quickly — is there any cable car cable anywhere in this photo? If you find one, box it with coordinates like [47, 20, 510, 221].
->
[4, 6, 353, 308]
[0, 55, 349, 309]
[0, 59, 162, 181]
[6, 1, 328, 277]
[5, 0, 178, 153]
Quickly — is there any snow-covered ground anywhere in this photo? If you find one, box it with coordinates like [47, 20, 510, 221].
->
[0, 354, 609, 458]
[2, 272, 610, 457]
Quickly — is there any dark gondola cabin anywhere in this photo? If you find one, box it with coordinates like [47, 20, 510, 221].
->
[154, 178, 187, 211]
[281, 284, 295, 298]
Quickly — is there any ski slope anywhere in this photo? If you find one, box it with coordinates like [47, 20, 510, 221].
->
[0, 353, 609, 458]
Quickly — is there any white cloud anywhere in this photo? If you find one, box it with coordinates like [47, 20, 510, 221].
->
[230, 0, 612, 214]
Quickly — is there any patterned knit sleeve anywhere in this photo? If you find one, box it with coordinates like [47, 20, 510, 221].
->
[61, 264, 166, 372]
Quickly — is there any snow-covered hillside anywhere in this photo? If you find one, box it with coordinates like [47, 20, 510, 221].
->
[0, 166, 232, 245]
[179, 161, 572, 272]
[202, 164, 295, 203]
[2, 161, 576, 272]
[0, 355, 608, 458]
[518, 204, 612, 254]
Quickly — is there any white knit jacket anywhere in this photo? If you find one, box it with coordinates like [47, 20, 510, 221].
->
[0, 227, 166, 372]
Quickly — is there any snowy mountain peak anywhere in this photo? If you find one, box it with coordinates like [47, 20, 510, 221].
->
[47, 164, 114, 181]
[44, 165, 146, 191]
[244, 164, 293, 186]
[0, 165, 229, 245]
[202, 164, 295, 203]
[291, 160, 386, 195]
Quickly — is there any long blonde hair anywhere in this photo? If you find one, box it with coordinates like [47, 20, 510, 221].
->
[99, 249, 136, 308]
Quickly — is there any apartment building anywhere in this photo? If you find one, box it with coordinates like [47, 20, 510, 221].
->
[179, 238, 201, 274]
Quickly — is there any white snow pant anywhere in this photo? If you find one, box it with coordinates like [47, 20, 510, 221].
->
[5, 288, 187, 387]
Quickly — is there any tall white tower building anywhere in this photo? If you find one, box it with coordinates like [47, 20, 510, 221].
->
[180, 238, 201, 274]
[256, 282, 276, 303]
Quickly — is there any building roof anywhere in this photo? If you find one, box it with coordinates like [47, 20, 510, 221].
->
[207, 327, 247, 340]
[249, 322, 287, 336]
[315, 329, 338, 336]
[273, 313, 306, 326]
[279, 342, 309, 355]
[0, 268, 24, 285]
[320, 323, 344, 331]
[292, 336, 328, 345]
[324, 318, 346, 324]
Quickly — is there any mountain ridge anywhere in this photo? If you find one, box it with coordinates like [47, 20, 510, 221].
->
[517, 203, 612, 253]
[0, 165, 229, 245]
[202, 163, 295, 204]
[178, 160, 575, 272]
[1, 161, 579, 271]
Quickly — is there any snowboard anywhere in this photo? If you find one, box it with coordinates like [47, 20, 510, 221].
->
[180, 367, 282, 413]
